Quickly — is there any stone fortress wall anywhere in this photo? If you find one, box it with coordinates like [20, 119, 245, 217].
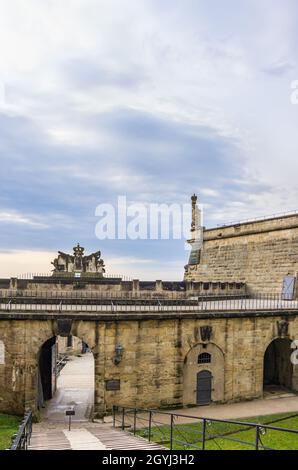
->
[0, 205, 298, 418]
[185, 213, 298, 295]
[0, 312, 298, 417]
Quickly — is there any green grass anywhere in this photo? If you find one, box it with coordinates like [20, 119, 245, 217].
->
[135, 412, 298, 450]
[0, 414, 22, 450]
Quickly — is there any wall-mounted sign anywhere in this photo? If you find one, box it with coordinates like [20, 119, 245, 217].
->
[282, 276, 296, 300]
[188, 249, 201, 265]
[106, 380, 120, 391]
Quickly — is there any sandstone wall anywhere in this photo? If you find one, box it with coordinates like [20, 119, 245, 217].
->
[0, 312, 298, 417]
[185, 214, 298, 294]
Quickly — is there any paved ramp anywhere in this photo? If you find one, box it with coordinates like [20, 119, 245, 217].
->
[30, 353, 164, 450]
[42, 353, 94, 423]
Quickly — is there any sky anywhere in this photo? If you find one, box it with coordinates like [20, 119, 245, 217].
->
[0, 0, 298, 279]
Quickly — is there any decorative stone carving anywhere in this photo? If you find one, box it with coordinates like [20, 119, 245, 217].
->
[191, 193, 198, 233]
[277, 320, 289, 337]
[185, 194, 203, 271]
[200, 326, 212, 342]
[51, 244, 105, 276]
[56, 319, 73, 337]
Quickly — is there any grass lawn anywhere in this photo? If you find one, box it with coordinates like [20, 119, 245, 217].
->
[136, 412, 298, 450]
[0, 414, 22, 450]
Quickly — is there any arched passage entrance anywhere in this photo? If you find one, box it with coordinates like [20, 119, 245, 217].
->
[38, 335, 95, 421]
[183, 343, 224, 406]
[263, 338, 293, 393]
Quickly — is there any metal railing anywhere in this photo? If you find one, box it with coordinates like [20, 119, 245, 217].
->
[17, 273, 52, 280]
[9, 411, 33, 450]
[112, 406, 298, 451]
[15, 273, 131, 281]
[217, 209, 298, 228]
[56, 354, 68, 375]
[0, 293, 297, 313]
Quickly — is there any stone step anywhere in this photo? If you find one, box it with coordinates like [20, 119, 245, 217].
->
[28, 424, 165, 451]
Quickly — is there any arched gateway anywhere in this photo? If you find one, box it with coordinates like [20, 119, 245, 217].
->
[37, 335, 95, 419]
[183, 343, 225, 406]
[0, 313, 298, 418]
[263, 338, 295, 392]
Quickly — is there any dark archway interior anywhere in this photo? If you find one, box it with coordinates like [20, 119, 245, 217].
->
[39, 336, 57, 402]
[263, 338, 293, 390]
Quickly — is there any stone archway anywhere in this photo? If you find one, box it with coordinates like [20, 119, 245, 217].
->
[183, 343, 224, 406]
[37, 334, 95, 421]
[263, 338, 294, 392]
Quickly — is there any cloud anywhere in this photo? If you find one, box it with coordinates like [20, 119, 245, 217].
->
[0, 0, 297, 279]
[0, 210, 48, 228]
[263, 60, 295, 76]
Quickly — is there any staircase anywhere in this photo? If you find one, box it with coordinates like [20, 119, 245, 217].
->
[28, 422, 165, 450]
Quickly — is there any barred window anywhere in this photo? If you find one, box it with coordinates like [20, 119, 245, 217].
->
[198, 353, 211, 364]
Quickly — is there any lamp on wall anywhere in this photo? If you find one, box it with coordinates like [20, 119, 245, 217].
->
[113, 344, 124, 365]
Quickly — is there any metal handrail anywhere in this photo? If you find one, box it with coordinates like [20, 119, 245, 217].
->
[9, 411, 33, 450]
[217, 209, 298, 228]
[0, 293, 297, 313]
[113, 406, 298, 451]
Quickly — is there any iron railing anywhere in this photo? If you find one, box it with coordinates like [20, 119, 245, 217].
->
[217, 209, 298, 227]
[0, 293, 297, 313]
[9, 411, 33, 450]
[15, 273, 131, 281]
[112, 406, 298, 451]
[56, 354, 68, 375]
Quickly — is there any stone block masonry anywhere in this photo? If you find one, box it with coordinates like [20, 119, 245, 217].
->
[0, 310, 297, 417]
[185, 213, 298, 295]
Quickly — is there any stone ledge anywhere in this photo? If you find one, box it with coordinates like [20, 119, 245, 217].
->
[0, 309, 297, 321]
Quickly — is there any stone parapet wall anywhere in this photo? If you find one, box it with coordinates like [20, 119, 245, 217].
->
[0, 280, 246, 300]
[185, 214, 298, 295]
[204, 213, 298, 240]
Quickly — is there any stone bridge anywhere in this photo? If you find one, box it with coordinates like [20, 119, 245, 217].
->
[0, 301, 298, 418]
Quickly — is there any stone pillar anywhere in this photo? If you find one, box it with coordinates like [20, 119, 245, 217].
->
[185, 281, 193, 298]
[292, 363, 298, 392]
[93, 322, 106, 418]
[155, 280, 163, 292]
[132, 279, 139, 298]
[24, 361, 39, 415]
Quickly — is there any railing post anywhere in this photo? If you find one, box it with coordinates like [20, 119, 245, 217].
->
[133, 408, 137, 436]
[202, 418, 207, 450]
[28, 412, 32, 445]
[170, 414, 174, 451]
[148, 411, 152, 442]
[122, 407, 125, 431]
[255, 425, 259, 450]
[113, 406, 116, 428]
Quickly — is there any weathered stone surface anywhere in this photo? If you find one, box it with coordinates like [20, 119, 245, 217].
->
[0, 311, 297, 416]
[185, 214, 298, 295]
